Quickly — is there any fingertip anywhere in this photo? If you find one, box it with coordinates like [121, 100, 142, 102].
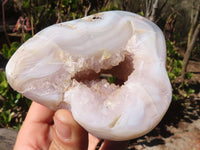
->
[54, 109, 73, 125]
[50, 109, 88, 150]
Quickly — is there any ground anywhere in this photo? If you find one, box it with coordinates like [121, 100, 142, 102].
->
[128, 97, 200, 150]
[127, 58, 200, 150]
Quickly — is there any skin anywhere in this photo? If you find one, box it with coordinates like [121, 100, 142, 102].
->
[14, 102, 128, 150]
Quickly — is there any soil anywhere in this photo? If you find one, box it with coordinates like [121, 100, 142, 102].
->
[127, 59, 200, 150]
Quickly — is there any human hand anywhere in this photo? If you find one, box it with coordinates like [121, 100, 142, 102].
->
[14, 102, 128, 150]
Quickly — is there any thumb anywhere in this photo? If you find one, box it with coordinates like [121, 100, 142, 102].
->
[49, 109, 88, 150]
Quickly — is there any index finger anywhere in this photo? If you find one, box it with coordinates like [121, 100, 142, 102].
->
[25, 102, 55, 124]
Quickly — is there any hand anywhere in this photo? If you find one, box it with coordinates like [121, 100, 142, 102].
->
[14, 102, 128, 150]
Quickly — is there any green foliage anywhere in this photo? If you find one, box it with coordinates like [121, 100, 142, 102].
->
[172, 94, 178, 101]
[166, 40, 182, 82]
[0, 72, 31, 128]
[166, 40, 195, 100]
[187, 88, 195, 94]
[138, 11, 144, 16]
[107, 76, 116, 84]
[23, 33, 32, 42]
[0, 40, 32, 128]
[184, 72, 193, 80]
[0, 110, 12, 127]
[0, 33, 31, 60]
[0, 39, 32, 129]
[166, 40, 181, 100]
[1, 42, 21, 59]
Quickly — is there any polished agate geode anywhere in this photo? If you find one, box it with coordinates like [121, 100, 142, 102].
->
[6, 11, 172, 141]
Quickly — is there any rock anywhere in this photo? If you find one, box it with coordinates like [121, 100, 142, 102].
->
[0, 128, 18, 150]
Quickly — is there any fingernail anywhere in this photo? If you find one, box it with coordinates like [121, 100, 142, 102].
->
[54, 118, 72, 141]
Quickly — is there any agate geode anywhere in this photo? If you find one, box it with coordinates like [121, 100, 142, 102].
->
[6, 11, 172, 141]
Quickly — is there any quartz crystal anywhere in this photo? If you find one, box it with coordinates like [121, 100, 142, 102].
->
[6, 11, 172, 141]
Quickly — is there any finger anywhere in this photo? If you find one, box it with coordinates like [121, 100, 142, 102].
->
[25, 102, 55, 124]
[49, 109, 88, 150]
[99, 140, 128, 150]
[88, 134, 101, 150]
[14, 102, 55, 150]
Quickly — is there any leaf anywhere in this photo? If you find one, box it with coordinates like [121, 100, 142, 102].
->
[0, 72, 6, 82]
[172, 94, 178, 101]
[1, 44, 9, 59]
[172, 68, 181, 76]
[16, 93, 21, 100]
[7, 111, 12, 122]
[1, 110, 11, 124]
[167, 72, 175, 81]
[0, 81, 8, 89]
[23, 33, 32, 42]
[138, 12, 144, 16]
[176, 60, 183, 68]
[1, 42, 21, 59]
[188, 88, 195, 94]
[0, 72, 8, 92]
[23, 0, 30, 8]
[11, 42, 21, 49]
[107, 76, 116, 84]
[184, 72, 193, 80]
[8, 48, 17, 59]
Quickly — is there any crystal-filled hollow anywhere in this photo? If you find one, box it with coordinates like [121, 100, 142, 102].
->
[6, 11, 172, 141]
